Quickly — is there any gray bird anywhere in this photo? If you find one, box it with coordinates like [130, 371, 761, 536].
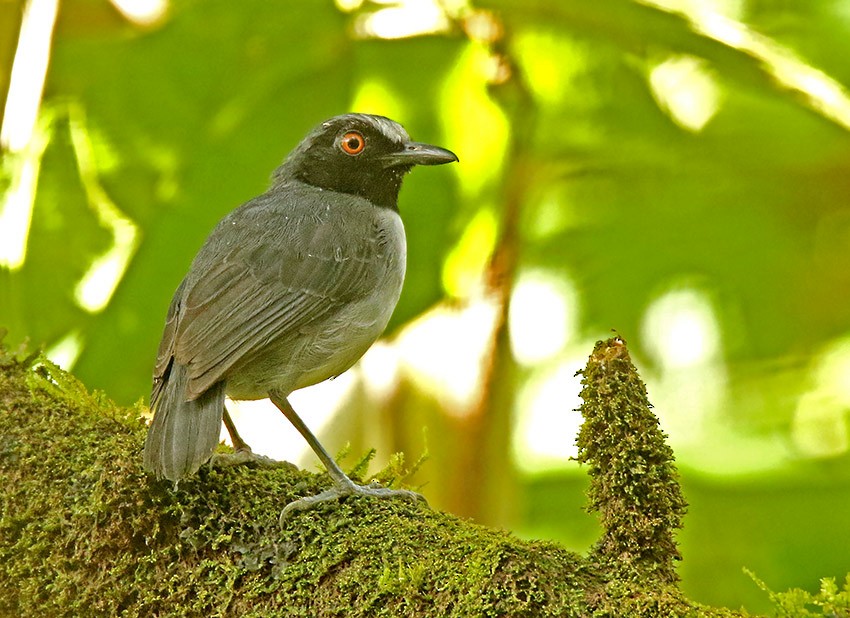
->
[143, 113, 457, 516]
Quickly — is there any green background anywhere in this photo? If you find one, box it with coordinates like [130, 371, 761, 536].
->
[2, 0, 849, 613]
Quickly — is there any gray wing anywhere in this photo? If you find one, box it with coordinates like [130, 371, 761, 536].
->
[151, 277, 186, 404]
[153, 188, 387, 401]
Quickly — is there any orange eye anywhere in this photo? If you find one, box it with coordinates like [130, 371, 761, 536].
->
[340, 131, 365, 155]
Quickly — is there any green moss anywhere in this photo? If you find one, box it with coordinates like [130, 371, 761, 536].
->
[0, 350, 589, 616]
[748, 570, 850, 617]
[576, 337, 688, 587]
[0, 338, 760, 616]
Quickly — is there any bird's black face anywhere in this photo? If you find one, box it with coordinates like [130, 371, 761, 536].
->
[276, 114, 458, 210]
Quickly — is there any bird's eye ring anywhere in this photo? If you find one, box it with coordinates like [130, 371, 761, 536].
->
[340, 131, 365, 155]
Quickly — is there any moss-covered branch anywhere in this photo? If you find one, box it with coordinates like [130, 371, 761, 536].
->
[0, 338, 750, 616]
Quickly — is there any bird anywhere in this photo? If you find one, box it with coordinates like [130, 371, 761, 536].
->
[142, 113, 458, 517]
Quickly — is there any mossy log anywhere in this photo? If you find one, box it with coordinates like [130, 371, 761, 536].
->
[0, 339, 751, 617]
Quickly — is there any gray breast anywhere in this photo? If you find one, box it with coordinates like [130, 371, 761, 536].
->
[224, 207, 406, 400]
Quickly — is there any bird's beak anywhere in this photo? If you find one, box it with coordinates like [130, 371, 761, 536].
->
[383, 142, 459, 167]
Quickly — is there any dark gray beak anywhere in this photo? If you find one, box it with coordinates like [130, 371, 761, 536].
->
[383, 142, 459, 167]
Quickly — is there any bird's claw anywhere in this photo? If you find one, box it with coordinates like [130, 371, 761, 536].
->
[279, 482, 427, 526]
[210, 450, 286, 469]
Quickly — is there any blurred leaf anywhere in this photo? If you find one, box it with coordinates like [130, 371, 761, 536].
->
[480, 0, 850, 369]
[1, 0, 462, 403]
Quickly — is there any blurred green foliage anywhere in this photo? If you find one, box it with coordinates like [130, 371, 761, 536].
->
[2, 0, 850, 614]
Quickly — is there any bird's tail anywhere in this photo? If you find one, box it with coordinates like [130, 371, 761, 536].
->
[143, 361, 225, 484]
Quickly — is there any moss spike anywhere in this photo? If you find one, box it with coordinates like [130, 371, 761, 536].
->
[575, 336, 688, 585]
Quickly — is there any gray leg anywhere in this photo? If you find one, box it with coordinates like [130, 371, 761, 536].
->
[268, 390, 426, 523]
[222, 406, 251, 452]
[210, 405, 279, 469]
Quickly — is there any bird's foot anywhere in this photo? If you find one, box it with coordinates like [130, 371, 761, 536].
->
[210, 448, 287, 470]
[279, 479, 426, 525]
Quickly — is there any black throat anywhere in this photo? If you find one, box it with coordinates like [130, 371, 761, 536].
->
[274, 160, 410, 211]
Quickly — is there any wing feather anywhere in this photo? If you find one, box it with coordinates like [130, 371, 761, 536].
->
[153, 186, 387, 401]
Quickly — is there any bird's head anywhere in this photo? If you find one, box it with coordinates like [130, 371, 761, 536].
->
[274, 113, 458, 210]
